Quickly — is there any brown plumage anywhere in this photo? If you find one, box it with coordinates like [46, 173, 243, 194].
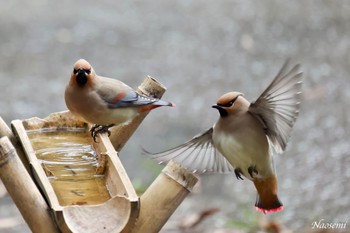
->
[146, 60, 303, 213]
[65, 59, 175, 141]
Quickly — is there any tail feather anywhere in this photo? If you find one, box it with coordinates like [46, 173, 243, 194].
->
[155, 99, 176, 107]
[138, 100, 175, 112]
[253, 176, 283, 214]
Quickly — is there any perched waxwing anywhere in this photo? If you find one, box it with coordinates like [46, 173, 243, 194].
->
[65, 59, 175, 141]
[147, 60, 303, 214]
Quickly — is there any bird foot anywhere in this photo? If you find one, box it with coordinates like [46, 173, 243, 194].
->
[90, 124, 114, 142]
[248, 165, 258, 179]
[234, 168, 244, 180]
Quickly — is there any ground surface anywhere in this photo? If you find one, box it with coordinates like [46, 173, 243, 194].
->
[0, 1, 349, 232]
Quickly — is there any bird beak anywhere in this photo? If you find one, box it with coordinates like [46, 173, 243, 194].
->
[212, 104, 223, 110]
[212, 105, 228, 117]
[75, 69, 88, 86]
[76, 68, 86, 77]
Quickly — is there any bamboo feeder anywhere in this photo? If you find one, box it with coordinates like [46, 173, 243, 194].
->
[11, 110, 139, 233]
[0, 77, 198, 233]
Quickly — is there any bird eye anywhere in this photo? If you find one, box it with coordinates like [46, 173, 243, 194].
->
[221, 100, 235, 107]
[219, 95, 242, 107]
[84, 68, 91, 74]
[73, 69, 78, 74]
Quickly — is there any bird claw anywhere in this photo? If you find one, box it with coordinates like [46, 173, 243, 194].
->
[90, 125, 100, 137]
[234, 168, 244, 180]
[248, 165, 258, 179]
[90, 124, 114, 143]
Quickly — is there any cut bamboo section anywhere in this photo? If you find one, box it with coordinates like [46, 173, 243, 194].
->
[109, 76, 168, 151]
[0, 136, 59, 233]
[0, 116, 30, 174]
[11, 111, 139, 233]
[132, 161, 198, 233]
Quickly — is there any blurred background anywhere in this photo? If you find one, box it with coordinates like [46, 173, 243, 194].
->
[0, 1, 349, 232]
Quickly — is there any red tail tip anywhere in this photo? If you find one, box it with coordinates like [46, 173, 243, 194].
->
[255, 205, 284, 214]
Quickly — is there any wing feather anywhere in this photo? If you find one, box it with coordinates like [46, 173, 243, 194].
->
[144, 128, 235, 174]
[249, 60, 303, 153]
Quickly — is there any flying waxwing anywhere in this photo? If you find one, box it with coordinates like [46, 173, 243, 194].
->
[147, 60, 303, 214]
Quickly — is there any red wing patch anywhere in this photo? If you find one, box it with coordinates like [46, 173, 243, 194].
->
[138, 105, 162, 113]
[113, 92, 127, 103]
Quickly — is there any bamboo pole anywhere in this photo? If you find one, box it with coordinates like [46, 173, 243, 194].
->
[108, 76, 168, 151]
[132, 161, 198, 233]
[0, 136, 59, 233]
[0, 117, 30, 174]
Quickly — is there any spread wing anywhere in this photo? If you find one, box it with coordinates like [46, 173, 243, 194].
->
[249, 60, 303, 153]
[144, 128, 235, 174]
